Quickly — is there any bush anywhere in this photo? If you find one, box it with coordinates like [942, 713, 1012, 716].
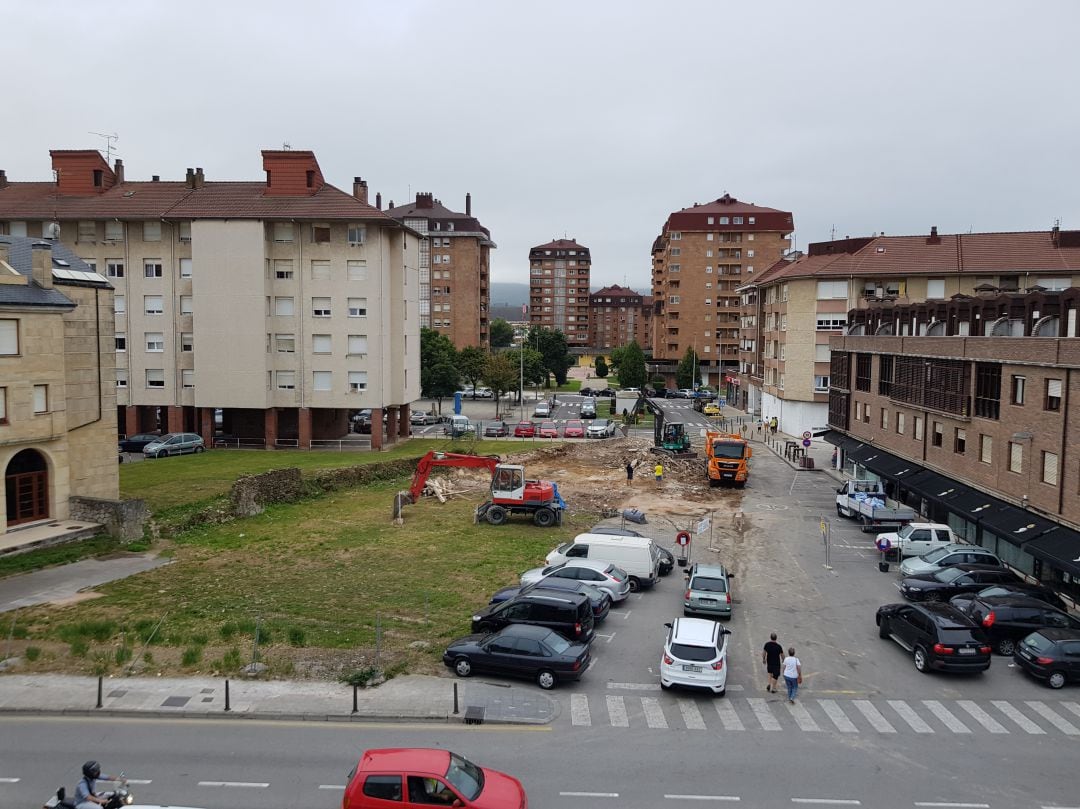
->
[58, 620, 117, 643]
[114, 646, 133, 666]
[222, 648, 242, 670]
[69, 639, 89, 657]
[190, 633, 209, 646]
[340, 666, 381, 688]
[11, 624, 28, 640]
[287, 627, 306, 647]
[219, 622, 238, 640]
[181, 647, 202, 667]
[25, 646, 41, 662]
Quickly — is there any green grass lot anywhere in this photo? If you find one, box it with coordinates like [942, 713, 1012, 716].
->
[8, 438, 593, 679]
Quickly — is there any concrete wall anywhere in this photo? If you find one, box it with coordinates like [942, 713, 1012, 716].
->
[70, 495, 148, 541]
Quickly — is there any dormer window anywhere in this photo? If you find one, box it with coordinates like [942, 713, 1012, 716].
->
[93, 169, 103, 187]
[306, 170, 315, 188]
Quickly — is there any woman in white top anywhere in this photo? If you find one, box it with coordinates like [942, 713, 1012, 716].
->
[782, 647, 802, 703]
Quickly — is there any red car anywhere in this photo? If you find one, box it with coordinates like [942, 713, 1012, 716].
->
[563, 419, 585, 438]
[343, 748, 527, 808]
[539, 421, 559, 438]
[513, 421, 536, 438]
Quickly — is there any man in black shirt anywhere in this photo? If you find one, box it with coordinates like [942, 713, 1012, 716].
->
[762, 633, 784, 693]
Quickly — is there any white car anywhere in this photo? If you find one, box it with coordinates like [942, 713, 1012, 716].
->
[520, 559, 631, 602]
[410, 410, 439, 425]
[474, 387, 494, 399]
[660, 617, 730, 695]
[533, 402, 551, 418]
[586, 419, 617, 438]
[876, 523, 956, 557]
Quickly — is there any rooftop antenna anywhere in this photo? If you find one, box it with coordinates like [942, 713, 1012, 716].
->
[830, 224, 836, 240]
[89, 131, 119, 162]
[282, 141, 292, 150]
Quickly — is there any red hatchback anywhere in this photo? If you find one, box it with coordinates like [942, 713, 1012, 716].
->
[539, 421, 559, 438]
[563, 419, 585, 438]
[513, 421, 536, 438]
[343, 748, 527, 808]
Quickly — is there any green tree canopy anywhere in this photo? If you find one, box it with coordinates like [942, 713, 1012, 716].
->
[457, 346, 488, 395]
[483, 353, 519, 417]
[527, 326, 575, 386]
[616, 341, 647, 389]
[675, 347, 700, 390]
[420, 328, 459, 404]
[489, 318, 514, 349]
[594, 356, 609, 378]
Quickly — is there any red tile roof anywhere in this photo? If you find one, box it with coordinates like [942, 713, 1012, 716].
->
[591, 284, 642, 298]
[532, 238, 587, 250]
[673, 193, 788, 215]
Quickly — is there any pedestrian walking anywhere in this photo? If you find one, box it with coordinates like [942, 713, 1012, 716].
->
[762, 633, 784, 693]
[769, 416, 778, 435]
[654, 462, 663, 485]
[782, 646, 802, 703]
[625, 460, 634, 486]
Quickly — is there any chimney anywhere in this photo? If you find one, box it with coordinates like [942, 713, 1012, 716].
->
[0, 169, 7, 189]
[465, 192, 472, 217]
[194, 167, 205, 189]
[1052, 223, 1061, 247]
[926, 225, 941, 245]
[416, 192, 434, 209]
[375, 192, 382, 210]
[31, 241, 52, 289]
[185, 168, 195, 189]
[113, 159, 124, 183]
[353, 176, 369, 204]
[152, 175, 160, 182]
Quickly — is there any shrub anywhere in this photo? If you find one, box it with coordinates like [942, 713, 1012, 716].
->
[340, 666, 381, 688]
[70, 639, 89, 657]
[25, 646, 41, 662]
[222, 648, 242, 670]
[181, 647, 202, 667]
[114, 646, 133, 666]
[58, 620, 117, 643]
[287, 627, 306, 647]
[219, 622, 237, 640]
[190, 633, 209, 646]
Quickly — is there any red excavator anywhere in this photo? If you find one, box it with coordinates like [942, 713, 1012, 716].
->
[393, 451, 566, 527]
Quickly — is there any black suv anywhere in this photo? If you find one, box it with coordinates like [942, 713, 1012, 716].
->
[488, 578, 611, 622]
[950, 582, 1068, 614]
[876, 602, 992, 673]
[471, 591, 594, 643]
[960, 594, 1080, 656]
[896, 563, 1019, 602]
[1014, 628, 1080, 689]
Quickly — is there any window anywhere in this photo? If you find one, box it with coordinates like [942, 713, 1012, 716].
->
[880, 409, 889, 430]
[274, 297, 294, 316]
[855, 401, 863, 422]
[733, 216, 744, 225]
[178, 221, 191, 242]
[816, 315, 847, 331]
[669, 264, 680, 273]
[816, 280, 848, 299]
[347, 260, 368, 281]
[670, 231, 682, 240]
[670, 248, 681, 256]
[143, 221, 161, 242]
[1042, 451, 1059, 485]
[348, 371, 368, 392]
[276, 371, 296, 390]
[814, 344, 830, 363]
[914, 416, 924, 441]
[347, 224, 366, 245]
[274, 259, 295, 280]
[855, 354, 872, 392]
[145, 332, 164, 352]
[312, 223, 331, 243]
[954, 428, 966, 454]
[312, 334, 331, 354]
[932, 421, 943, 447]
[33, 384, 48, 413]
[8, 221, 27, 237]
[114, 295, 125, 314]
[897, 412, 905, 435]
[273, 222, 294, 243]
[1036, 277, 1069, 291]
[361, 775, 401, 801]
[106, 260, 124, 278]
[927, 278, 946, 298]
[313, 371, 332, 391]
[0, 319, 17, 355]
[1045, 378, 1062, 411]
[182, 369, 194, 389]
[144, 295, 163, 315]
[347, 334, 368, 355]
[115, 333, 126, 352]
[179, 258, 192, 279]
[143, 260, 163, 278]
[105, 221, 123, 241]
[146, 369, 165, 388]
[310, 260, 330, 281]
[275, 334, 295, 353]
[312, 297, 332, 317]
[980, 434, 993, 464]
[180, 295, 192, 314]
[77, 220, 96, 241]
[81, 258, 97, 271]
[115, 370, 127, 389]
[181, 332, 193, 352]
[669, 295, 681, 304]
[1009, 441, 1023, 473]
[814, 375, 830, 392]
[1011, 375, 1026, 405]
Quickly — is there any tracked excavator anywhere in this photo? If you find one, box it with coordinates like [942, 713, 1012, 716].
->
[393, 451, 566, 527]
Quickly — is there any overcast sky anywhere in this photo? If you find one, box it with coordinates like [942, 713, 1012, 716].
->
[6, 1, 1078, 291]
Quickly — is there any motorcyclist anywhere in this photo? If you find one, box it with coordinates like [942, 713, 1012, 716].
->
[73, 761, 119, 809]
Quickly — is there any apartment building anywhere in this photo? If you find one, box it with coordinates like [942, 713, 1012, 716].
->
[0, 236, 117, 533]
[386, 192, 494, 349]
[588, 284, 651, 352]
[528, 239, 591, 347]
[651, 194, 792, 389]
[0, 148, 420, 451]
[738, 227, 1080, 438]
[827, 283, 1080, 598]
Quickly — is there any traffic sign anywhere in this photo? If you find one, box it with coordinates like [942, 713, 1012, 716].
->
[876, 536, 892, 552]
[802, 438, 812, 448]
[802, 430, 812, 439]
[675, 531, 692, 546]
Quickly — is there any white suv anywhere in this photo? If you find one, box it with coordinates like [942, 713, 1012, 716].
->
[660, 617, 730, 695]
[877, 523, 957, 558]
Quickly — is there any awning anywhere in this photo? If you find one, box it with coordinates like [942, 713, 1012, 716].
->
[939, 485, 998, 521]
[846, 443, 877, 463]
[980, 504, 1058, 547]
[1025, 528, 1080, 577]
[822, 430, 858, 451]
[858, 449, 923, 480]
[902, 470, 957, 501]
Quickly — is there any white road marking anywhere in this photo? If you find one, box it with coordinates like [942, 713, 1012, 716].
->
[642, 696, 669, 729]
[594, 632, 616, 644]
[125, 779, 154, 785]
[747, 697, 781, 730]
[992, 700, 1045, 734]
[853, 700, 896, 733]
[561, 792, 619, 798]
[679, 699, 707, 730]
[0, 778, 20, 783]
[318, 785, 346, 790]
[198, 781, 269, 788]
[571, 694, 591, 726]
[1025, 701, 1080, 735]
[621, 611, 632, 619]
[886, 700, 933, 732]
[1040, 805, 1080, 809]
[606, 695, 629, 727]
[955, 700, 1008, 733]
[913, 803, 989, 808]
[922, 700, 971, 734]
[665, 795, 741, 801]
[726, 684, 745, 692]
[714, 700, 745, 731]
[788, 701, 821, 731]
[607, 682, 662, 690]
[818, 700, 857, 733]
[1062, 701, 1080, 721]
[790, 799, 861, 806]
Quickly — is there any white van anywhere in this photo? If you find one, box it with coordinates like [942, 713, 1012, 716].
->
[546, 534, 660, 591]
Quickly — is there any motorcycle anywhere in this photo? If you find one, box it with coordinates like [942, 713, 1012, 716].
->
[42, 778, 133, 809]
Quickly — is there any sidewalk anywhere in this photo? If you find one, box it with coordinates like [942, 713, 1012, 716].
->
[0, 673, 557, 724]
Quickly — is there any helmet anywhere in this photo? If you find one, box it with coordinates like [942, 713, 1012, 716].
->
[82, 761, 101, 780]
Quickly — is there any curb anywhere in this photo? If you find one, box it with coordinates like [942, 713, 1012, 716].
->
[0, 706, 552, 725]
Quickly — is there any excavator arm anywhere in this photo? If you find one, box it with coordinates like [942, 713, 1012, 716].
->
[393, 451, 501, 521]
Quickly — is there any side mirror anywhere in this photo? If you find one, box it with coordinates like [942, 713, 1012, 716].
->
[836, 487, 845, 494]
[727, 572, 735, 579]
[664, 622, 673, 629]
[722, 628, 732, 635]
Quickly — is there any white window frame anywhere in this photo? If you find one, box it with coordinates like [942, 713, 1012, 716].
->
[179, 258, 192, 279]
[182, 369, 195, 389]
[276, 370, 296, 390]
[144, 295, 163, 315]
[347, 334, 368, 355]
[274, 297, 295, 317]
[146, 369, 165, 389]
[348, 371, 368, 392]
[0, 319, 17, 355]
[312, 334, 332, 354]
[313, 371, 332, 392]
[312, 297, 332, 317]
[348, 298, 367, 317]
[273, 222, 294, 243]
[115, 369, 127, 389]
[33, 384, 48, 414]
[143, 221, 162, 242]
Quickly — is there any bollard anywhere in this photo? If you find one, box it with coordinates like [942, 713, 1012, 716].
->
[352, 684, 358, 714]
[453, 682, 459, 715]
[224, 679, 231, 712]
[96, 675, 103, 709]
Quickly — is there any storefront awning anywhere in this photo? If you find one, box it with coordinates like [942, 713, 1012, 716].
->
[902, 470, 956, 501]
[980, 504, 1057, 547]
[858, 449, 923, 480]
[822, 430, 858, 451]
[1025, 528, 1080, 578]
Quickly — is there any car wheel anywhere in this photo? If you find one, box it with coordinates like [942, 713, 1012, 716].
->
[995, 637, 1016, 656]
[533, 507, 556, 528]
[715, 686, 726, 697]
[836, 505, 844, 517]
[1048, 670, 1067, 689]
[878, 619, 890, 639]
[454, 657, 472, 678]
[536, 669, 557, 690]
[660, 680, 671, 691]
[923, 591, 941, 603]
[195, 446, 205, 453]
[627, 577, 641, 593]
[913, 646, 929, 673]
[486, 506, 508, 526]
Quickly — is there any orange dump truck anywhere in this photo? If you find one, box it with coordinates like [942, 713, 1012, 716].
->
[705, 431, 752, 487]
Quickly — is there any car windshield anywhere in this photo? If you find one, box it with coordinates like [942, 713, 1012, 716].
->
[1021, 632, 1054, 653]
[542, 563, 566, 575]
[898, 525, 915, 539]
[977, 586, 1021, 599]
[543, 631, 571, 654]
[556, 542, 573, 554]
[922, 547, 951, 563]
[933, 567, 966, 583]
[581, 584, 605, 600]
[670, 642, 716, 662]
[711, 441, 745, 459]
[691, 576, 727, 593]
[541, 422, 556, 430]
[444, 752, 484, 801]
[608, 565, 627, 579]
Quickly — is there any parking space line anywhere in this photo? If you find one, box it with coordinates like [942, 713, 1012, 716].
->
[1025, 701, 1080, 735]
[991, 700, 1045, 734]
[679, 699, 707, 730]
[714, 700, 745, 731]
[922, 700, 970, 734]
[561, 792, 619, 798]
[571, 694, 591, 726]
[665, 795, 741, 801]
[746, 697, 781, 730]
[621, 611, 633, 620]
[955, 700, 1008, 733]
[0, 778, 20, 783]
[886, 700, 932, 733]
[817, 700, 857, 733]
[913, 803, 989, 808]
[318, 785, 345, 790]
[791, 799, 861, 805]
[853, 700, 896, 733]
[787, 701, 821, 731]
[606, 695, 629, 727]
[607, 682, 662, 690]
[642, 696, 669, 729]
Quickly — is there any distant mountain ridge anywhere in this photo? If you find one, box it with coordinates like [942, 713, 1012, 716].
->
[489, 282, 530, 308]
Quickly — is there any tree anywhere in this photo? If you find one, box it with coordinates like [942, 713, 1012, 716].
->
[504, 347, 546, 402]
[595, 356, 609, 378]
[676, 347, 700, 390]
[457, 346, 487, 397]
[527, 326, 575, 386]
[489, 318, 514, 349]
[616, 341, 647, 389]
[483, 353, 519, 417]
[420, 328, 459, 409]
[608, 345, 625, 377]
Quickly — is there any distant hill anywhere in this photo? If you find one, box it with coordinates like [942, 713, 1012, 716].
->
[489, 282, 530, 308]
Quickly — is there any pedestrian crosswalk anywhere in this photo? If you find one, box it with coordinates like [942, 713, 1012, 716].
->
[564, 693, 1080, 737]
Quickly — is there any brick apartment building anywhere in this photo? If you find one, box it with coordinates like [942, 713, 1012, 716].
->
[738, 227, 1080, 438]
[0, 148, 420, 451]
[651, 194, 792, 389]
[386, 192, 495, 349]
[529, 238, 591, 347]
[588, 284, 651, 352]
[827, 282, 1080, 597]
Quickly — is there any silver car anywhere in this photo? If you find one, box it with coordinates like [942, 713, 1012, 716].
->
[142, 432, 205, 459]
[683, 562, 733, 619]
[586, 419, 617, 438]
[898, 544, 1002, 577]
[520, 559, 631, 603]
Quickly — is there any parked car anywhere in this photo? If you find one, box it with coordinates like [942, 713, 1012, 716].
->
[702, 403, 721, 417]
[520, 559, 632, 602]
[483, 420, 509, 437]
[586, 419, 617, 438]
[533, 402, 551, 418]
[490, 579, 611, 622]
[950, 582, 1068, 613]
[1014, 628, 1080, 689]
[898, 544, 1002, 577]
[580, 400, 597, 419]
[444, 415, 475, 438]
[895, 563, 1020, 602]
[343, 748, 527, 809]
[579, 387, 596, 397]
[877, 522, 957, 558]
[443, 623, 590, 689]
[675, 389, 696, 399]
[471, 590, 594, 643]
[595, 388, 616, 398]
[474, 387, 494, 399]
[583, 524, 672, 573]
[538, 421, 559, 438]
[683, 562, 734, 619]
[410, 410, 439, 425]
[660, 617, 731, 695]
[563, 419, 585, 438]
[876, 602, 992, 674]
[142, 432, 205, 459]
[960, 593, 1080, 655]
[546, 534, 660, 591]
[118, 432, 161, 453]
[513, 421, 536, 438]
